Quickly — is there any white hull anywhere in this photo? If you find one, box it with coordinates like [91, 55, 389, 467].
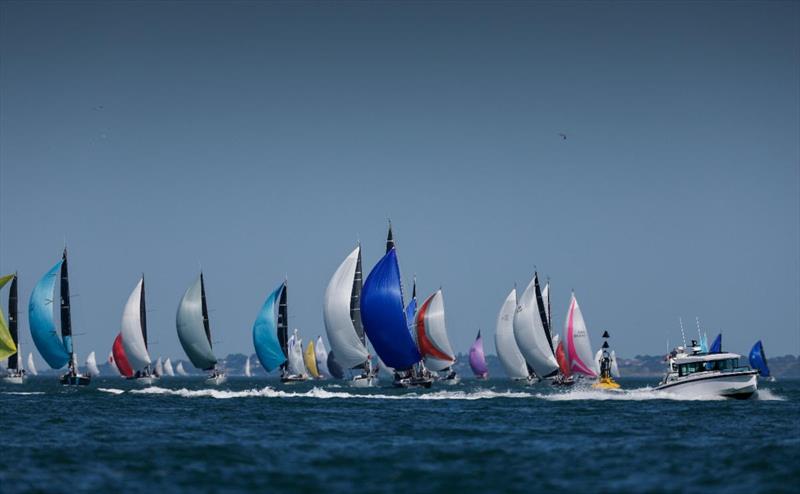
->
[350, 375, 378, 388]
[2, 375, 25, 385]
[205, 373, 227, 386]
[130, 376, 158, 386]
[280, 374, 307, 384]
[439, 375, 460, 385]
[655, 371, 757, 399]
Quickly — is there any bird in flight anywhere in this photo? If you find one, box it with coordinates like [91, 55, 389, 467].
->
[558, 133, 567, 140]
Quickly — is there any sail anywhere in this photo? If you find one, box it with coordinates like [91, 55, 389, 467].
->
[29, 260, 70, 369]
[361, 248, 420, 370]
[244, 356, 252, 377]
[155, 357, 164, 376]
[304, 338, 320, 378]
[327, 351, 345, 379]
[314, 337, 330, 377]
[542, 282, 551, 329]
[469, 330, 488, 377]
[415, 290, 456, 371]
[287, 331, 306, 376]
[513, 277, 559, 377]
[709, 333, 722, 353]
[495, 289, 529, 379]
[121, 278, 152, 371]
[27, 353, 38, 375]
[533, 273, 554, 352]
[252, 282, 287, 372]
[610, 350, 620, 378]
[0, 274, 17, 361]
[176, 274, 217, 371]
[594, 349, 603, 375]
[86, 351, 100, 377]
[108, 351, 119, 374]
[164, 358, 175, 376]
[700, 333, 709, 353]
[555, 340, 571, 378]
[176, 361, 188, 376]
[564, 293, 598, 377]
[749, 340, 770, 377]
[405, 278, 417, 337]
[112, 333, 134, 378]
[323, 247, 369, 369]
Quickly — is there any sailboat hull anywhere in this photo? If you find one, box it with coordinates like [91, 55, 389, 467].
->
[392, 376, 433, 388]
[2, 374, 25, 384]
[205, 373, 227, 386]
[128, 376, 158, 386]
[350, 375, 378, 387]
[60, 373, 91, 386]
[280, 374, 308, 384]
[655, 371, 758, 399]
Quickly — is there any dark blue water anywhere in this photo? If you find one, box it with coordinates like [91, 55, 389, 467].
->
[1, 377, 798, 493]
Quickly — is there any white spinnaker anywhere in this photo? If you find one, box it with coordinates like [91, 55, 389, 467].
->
[513, 277, 559, 377]
[86, 351, 100, 376]
[552, 333, 561, 353]
[323, 247, 369, 369]
[594, 350, 603, 376]
[564, 294, 598, 377]
[27, 353, 38, 375]
[107, 351, 118, 374]
[155, 357, 164, 376]
[420, 290, 456, 372]
[164, 358, 175, 377]
[315, 336, 330, 377]
[176, 361, 188, 376]
[542, 282, 551, 325]
[244, 356, 252, 377]
[121, 278, 152, 371]
[495, 289, 529, 379]
[287, 331, 306, 376]
[610, 350, 620, 378]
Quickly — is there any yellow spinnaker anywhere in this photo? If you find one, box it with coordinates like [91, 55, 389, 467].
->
[304, 339, 320, 378]
[0, 274, 18, 361]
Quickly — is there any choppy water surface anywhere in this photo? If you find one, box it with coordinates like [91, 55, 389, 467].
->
[1, 377, 798, 493]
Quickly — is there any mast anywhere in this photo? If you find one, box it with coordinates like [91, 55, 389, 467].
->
[278, 281, 288, 370]
[8, 273, 18, 370]
[60, 248, 74, 369]
[386, 221, 394, 253]
[200, 272, 212, 347]
[534, 272, 554, 352]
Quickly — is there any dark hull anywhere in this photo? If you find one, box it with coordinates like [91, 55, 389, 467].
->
[60, 374, 91, 386]
[393, 377, 433, 388]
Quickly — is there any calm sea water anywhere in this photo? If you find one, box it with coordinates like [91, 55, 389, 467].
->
[0, 376, 798, 493]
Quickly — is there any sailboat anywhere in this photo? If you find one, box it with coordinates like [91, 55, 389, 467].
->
[415, 289, 459, 384]
[513, 273, 559, 381]
[164, 357, 175, 377]
[26, 353, 37, 376]
[709, 333, 722, 353]
[155, 357, 164, 377]
[469, 330, 489, 379]
[107, 350, 119, 375]
[326, 351, 345, 379]
[176, 273, 225, 385]
[243, 355, 252, 377]
[323, 245, 377, 386]
[749, 340, 772, 381]
[552, 335, 575, 386]
[85, 351, 100, 377]
[111, 333, 134, 378]
[304, 338, 321, 379]
[29, 249, 91, 385]
[253, 281, 302, 382]
[314, 336, 330, 378]
[176, 361, 188, 376]
[563, 293, 599, 380]
[122, 276, 158, 384]
[286, 329, 309, 380]
[1, 273, 24, 384]
[495, 288, 533, 382]
[361, 225, 430, 388]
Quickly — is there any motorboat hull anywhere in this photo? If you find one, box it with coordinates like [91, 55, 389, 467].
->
[655, 371, 757, 399]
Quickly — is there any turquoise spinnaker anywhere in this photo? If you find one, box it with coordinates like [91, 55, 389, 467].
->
[253, 282, 287, 372]
[29, 259, 70, 369]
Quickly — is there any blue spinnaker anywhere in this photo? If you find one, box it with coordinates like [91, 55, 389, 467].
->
[252, 282, 287, 372]
[709, 333, 722, 353]
[29, 260, 70, 369]
[700, 333, 708, 353]
[749, 340, 770, 378]
[405, 298, 417, 334]
[361, 249, 421, 370]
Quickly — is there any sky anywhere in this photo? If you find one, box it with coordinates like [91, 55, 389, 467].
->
[1, 1, 798, 370]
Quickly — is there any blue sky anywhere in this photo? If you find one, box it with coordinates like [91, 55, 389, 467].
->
[1, 1, 798, 367]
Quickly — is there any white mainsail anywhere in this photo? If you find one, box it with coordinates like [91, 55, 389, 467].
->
[564, 293, 598, 377]
[495, 289, 530, 379]
[314, 336, 330, 377]
[244, 356, 252, 377]
[610, 350, 620, 378]
[121, 278, 152, 371]
[417, 290, 456, 372]
[86, 351, 100, 377]
[594, 349, 603, 376]
[287, 330, 306, 376]
[542, 282, 551, 325]
[176, 361, 188, 376]
[323, 246, 370, 369]
[155, 357, 164, 376]
[513, 277, 559, 377]
[27, 353, 37, 375]
[164, 358, 175, 377]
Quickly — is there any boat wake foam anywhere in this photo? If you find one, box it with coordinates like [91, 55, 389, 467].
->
[127, 386, 533, 400]
[538, 387, 727, 401]
[98, 388, 125, 395]
[755, 388, 786, 401]
[1, 391, 45, 395]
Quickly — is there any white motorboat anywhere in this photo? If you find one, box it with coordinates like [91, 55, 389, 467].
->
[655, 346, 758, 399]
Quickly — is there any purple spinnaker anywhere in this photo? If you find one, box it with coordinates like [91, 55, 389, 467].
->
[469, 330, 489, 377]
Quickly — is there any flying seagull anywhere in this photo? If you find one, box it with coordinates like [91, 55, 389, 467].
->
[558, 133, 567, 140]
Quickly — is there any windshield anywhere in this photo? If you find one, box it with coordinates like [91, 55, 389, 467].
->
[678, 358, 740, 377]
